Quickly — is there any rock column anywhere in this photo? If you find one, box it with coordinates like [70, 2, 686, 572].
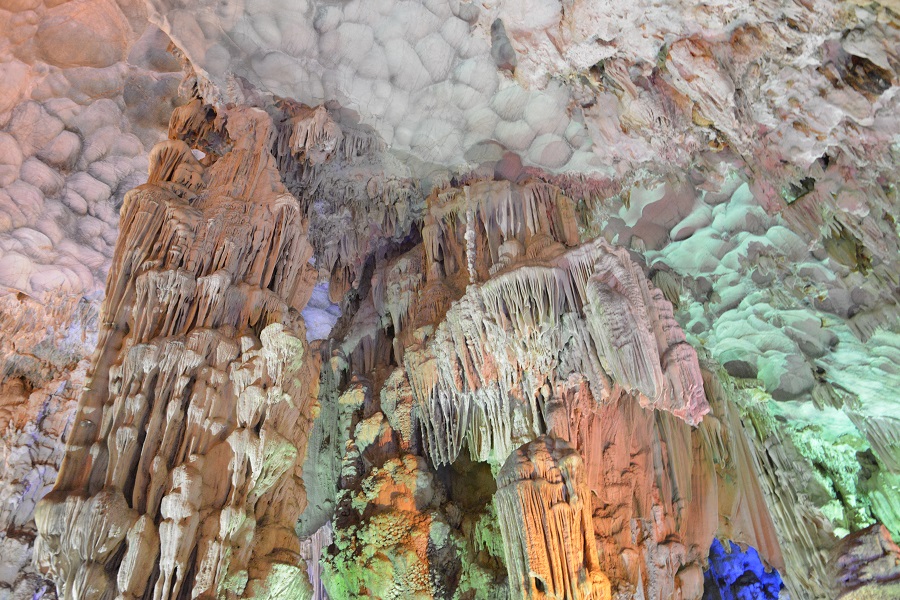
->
[496, 436, 611, 600]
[33, 106, 321, 600]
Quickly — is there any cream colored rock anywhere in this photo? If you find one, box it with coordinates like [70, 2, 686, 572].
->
[36, 0, 130, 69]
[0, 133, 24, 187]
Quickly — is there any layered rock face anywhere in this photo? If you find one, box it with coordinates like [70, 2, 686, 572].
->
[2, 0, 900, 599]
[830, 524, 900, 599]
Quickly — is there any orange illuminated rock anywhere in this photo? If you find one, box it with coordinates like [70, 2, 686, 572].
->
[496, 436, 611, 600]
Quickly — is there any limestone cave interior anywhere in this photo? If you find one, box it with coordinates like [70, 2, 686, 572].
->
[1, 0, 899, 598]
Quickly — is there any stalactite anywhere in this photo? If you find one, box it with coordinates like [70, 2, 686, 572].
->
[300, 522, 333, 600]
[2, 3, 900, 599]
[288, 106, 343, 166]
[405, 236, 709, 469]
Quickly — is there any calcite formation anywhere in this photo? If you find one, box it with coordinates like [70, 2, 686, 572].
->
[830, 524, 900, 599]
[308, 174, 786, 599]
[495, 436, 610, 600]
[703, 539, 784, 599]
[390, 180, 708, 476]
[32, 105, 322, 599]
[1, 0, 900, 599]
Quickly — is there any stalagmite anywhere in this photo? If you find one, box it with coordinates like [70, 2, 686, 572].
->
[32, 104, 321, 599]
[496, 436, 611, 600]
[2, 1, 900, 598]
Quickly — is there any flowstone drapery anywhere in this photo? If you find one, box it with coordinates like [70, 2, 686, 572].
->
[316, 177, 732, 599]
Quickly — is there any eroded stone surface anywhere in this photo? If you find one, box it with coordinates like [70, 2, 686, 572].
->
[32, 104, 322, 600]
[496, 436, 611, 600]
[831, 524, 900, 599]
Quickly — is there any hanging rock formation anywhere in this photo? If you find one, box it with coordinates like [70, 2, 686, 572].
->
[403, 181, 708, 470]
[308, 175, 781, 599]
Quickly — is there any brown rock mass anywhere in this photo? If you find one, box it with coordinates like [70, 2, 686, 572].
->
[33, 105, 321, 599]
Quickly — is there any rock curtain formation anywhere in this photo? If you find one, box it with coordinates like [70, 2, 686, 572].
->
[496, 437, 611, 600]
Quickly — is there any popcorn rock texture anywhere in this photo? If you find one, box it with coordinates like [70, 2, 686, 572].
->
[1, 0, 899, 599]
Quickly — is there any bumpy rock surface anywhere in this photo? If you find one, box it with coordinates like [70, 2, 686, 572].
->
[0, 1, 182, 594]
[830, 524, 900, 599]
[32, 105, 322, 599]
